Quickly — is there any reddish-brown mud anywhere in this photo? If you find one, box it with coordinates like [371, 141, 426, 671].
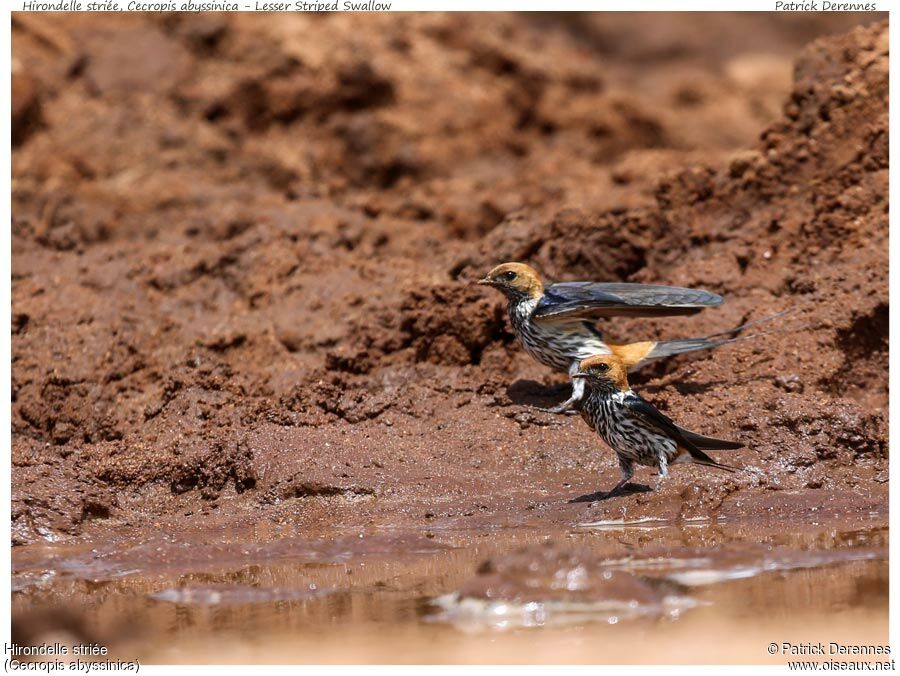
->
[11, 12, 888, 663]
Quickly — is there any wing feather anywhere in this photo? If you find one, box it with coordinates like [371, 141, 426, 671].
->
[534, 282, 722, 321]
[623, 395, 739, 469]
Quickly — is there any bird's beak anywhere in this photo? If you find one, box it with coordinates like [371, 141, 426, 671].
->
[572, 372, 589, 379]
[476, 277, 493, 286]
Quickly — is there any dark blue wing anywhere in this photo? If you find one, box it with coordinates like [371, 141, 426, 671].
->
[623, 394, 741, 468]
[534, 282, 723, 320]
[622, 394, 686, 443]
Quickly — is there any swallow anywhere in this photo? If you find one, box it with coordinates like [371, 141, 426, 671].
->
[573, 354, 741, 495]
[478, 262, 767, 413]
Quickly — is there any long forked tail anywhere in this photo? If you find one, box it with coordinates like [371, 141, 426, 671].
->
[611, 308, 794, 370]
[689, 455, 738, 473]
[689, 308, 794, 341]
[676, 423, 745, 472]
[681, 445, 739, 473]
[678, 426, 744, 451]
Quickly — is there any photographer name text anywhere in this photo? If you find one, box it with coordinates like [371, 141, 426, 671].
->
[775, 1, 878, 9]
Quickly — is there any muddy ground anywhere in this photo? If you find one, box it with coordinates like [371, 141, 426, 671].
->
[12, 13, 888, 553]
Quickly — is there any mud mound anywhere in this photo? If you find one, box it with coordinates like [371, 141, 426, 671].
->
[12, 14, 886, 544]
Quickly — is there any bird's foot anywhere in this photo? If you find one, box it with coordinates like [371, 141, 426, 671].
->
[540, 401, 580, 415]
[605, 482, 629, 498]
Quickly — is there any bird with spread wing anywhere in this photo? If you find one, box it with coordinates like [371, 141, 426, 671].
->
[478, 262, 772, 413]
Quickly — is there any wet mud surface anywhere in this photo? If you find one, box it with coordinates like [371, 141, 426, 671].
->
[11, 12, 888, 663]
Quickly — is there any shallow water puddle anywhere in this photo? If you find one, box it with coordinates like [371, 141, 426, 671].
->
[426, 525, 886, 632]
[599, 545, 885, 586]
[11, 518, 888, 663]
[149, 584, 332, 606]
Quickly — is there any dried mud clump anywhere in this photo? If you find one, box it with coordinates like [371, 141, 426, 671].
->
[167, 438, 258, 500]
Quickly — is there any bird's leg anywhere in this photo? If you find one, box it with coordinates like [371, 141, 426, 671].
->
[607, 457, 635, 496]
[655, 453, 669, 491]
[542, 364, 584, 414]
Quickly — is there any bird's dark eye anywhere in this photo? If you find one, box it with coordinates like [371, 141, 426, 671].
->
[596, 363, 610, 373]
[503, 271, 518, 282]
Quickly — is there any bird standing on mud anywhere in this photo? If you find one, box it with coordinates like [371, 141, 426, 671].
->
[573, 354, 741, 495]
[478, 262, 748, 413]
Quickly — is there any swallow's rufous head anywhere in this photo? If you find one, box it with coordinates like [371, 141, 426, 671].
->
[477, 262, 544, 301]
[573, 354, 630, 393]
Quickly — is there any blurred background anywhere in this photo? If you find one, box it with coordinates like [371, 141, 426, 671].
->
[12, 12, 879, 242]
